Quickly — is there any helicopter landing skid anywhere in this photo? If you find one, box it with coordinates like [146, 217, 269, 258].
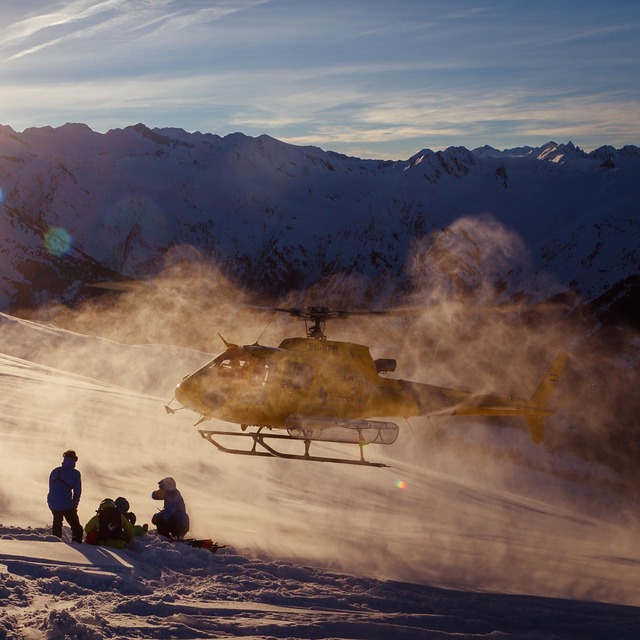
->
[198, 430, 389, 467]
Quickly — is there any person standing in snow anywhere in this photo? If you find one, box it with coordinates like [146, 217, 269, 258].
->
[151, 477, 190, 539]
[47, 449, 83, 543]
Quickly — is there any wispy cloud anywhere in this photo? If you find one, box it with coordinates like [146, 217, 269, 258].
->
[538, 22, 640, 47]
[1, 0, 269, 61]
[2, 0, 132, 59]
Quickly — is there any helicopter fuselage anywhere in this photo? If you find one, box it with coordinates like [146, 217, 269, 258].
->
[168, 305, 567, 464]
[174, 337, 419, 428]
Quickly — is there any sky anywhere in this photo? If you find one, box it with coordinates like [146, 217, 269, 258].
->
[0, 1, 639, 160]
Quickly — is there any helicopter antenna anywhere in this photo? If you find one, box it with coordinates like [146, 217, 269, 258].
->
[404, 417, 416, 435]
[253, 323, 271, 345]
[426, 416, 440, 442]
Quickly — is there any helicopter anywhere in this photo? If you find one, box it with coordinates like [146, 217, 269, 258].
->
[165, 305, 568, 468]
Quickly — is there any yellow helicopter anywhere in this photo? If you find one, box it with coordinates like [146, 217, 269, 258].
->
[165, 306, 567, 467]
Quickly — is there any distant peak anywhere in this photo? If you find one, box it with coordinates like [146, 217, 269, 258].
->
[126, 123, 189, 146]
[59, 122, 93, 132]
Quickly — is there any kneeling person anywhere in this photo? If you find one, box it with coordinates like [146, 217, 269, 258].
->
[151, 477, 189, 539]
[85, 498, 135, 549]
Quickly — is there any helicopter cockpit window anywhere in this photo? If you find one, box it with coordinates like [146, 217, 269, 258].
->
[280, 361, 313, 389]
[216, 356, 250, 377]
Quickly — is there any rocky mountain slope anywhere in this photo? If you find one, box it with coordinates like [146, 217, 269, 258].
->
[0, 123, 638, 312]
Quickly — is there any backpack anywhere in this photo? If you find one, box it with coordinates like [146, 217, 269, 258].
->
[85, 529, 99, 545]
[98, 507, 125, 540]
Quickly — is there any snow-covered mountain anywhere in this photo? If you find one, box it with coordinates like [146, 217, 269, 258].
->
[0, 123, 638, 312]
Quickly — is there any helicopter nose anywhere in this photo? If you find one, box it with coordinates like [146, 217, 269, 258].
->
[175, 376, 197, 408]
[175, 374, 222, 416]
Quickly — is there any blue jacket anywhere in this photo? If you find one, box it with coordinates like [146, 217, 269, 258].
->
[47, 458, 82, 511]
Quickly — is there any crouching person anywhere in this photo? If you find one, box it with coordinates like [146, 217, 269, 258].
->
[115, 496, 148, 537]
[151, 477, 189, 539]
[84, 498, 135, 549]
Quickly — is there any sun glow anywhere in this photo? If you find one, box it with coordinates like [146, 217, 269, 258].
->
[44, 227, 73, 256]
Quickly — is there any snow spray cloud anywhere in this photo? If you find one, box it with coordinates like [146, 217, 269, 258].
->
[236, 214, 640, 601]
[406, 214, 531, 307]
[0, 260, 279, 544]
[4, 224, 638, 606]
[382, 215, 640, 598]
[395, 214, 640, 484]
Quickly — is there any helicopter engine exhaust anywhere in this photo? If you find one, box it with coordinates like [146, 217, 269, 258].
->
[285, 414, 399, 445]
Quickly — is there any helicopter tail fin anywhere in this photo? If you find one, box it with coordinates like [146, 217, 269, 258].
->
[525, 417, 545, 445]
[526, 352, 568, 443]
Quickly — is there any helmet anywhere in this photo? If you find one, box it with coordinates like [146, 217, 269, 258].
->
[63, 449, 78, 461]
[115, 497, 130, 513]
[158, 477, 176, 492]
[99, 498, 116, 510]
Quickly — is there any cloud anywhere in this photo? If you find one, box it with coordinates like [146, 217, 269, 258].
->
[2, 0, 132, 60]
[1, 0, 270, 61]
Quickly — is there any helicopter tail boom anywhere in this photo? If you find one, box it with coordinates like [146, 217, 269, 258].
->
[459, 352, 567, 443]
[403, 352, 568, 443]
[458, 352, 566, 442]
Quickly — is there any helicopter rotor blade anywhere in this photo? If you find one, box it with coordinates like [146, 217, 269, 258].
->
[86, 280, 141, 292]
[244, 305, 405, 322]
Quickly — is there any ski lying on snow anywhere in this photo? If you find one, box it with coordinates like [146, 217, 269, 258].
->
[172, 538, 226, 553]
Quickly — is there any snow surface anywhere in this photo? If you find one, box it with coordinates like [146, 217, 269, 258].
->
[1, 313, 640, 638]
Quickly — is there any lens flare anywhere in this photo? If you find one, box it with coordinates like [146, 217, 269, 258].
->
[394, 480, 407, 489]
[44, 227, 73, 256]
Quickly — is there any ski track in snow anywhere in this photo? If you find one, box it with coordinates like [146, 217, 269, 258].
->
[1, 313, 640, 638]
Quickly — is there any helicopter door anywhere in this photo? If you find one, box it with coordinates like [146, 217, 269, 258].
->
[237, 361, 274, 406]
[254, 362, 272, 387]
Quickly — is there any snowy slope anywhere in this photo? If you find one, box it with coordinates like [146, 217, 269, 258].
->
[1, 312, 640, 638]
[0, 123, 638, 308]
[2, 527, 640, 639]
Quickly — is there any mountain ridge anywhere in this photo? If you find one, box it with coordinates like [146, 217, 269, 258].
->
[0, 122, 638, 311]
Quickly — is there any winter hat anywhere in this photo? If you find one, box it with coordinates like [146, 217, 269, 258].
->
[158, 477, 176, 491]
[99, 498, 117, 510]
[115, 497, 130, 513]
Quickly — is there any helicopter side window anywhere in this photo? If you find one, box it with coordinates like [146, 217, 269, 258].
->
[251, 361, 274, 387]
[280, 361, 313, 389]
